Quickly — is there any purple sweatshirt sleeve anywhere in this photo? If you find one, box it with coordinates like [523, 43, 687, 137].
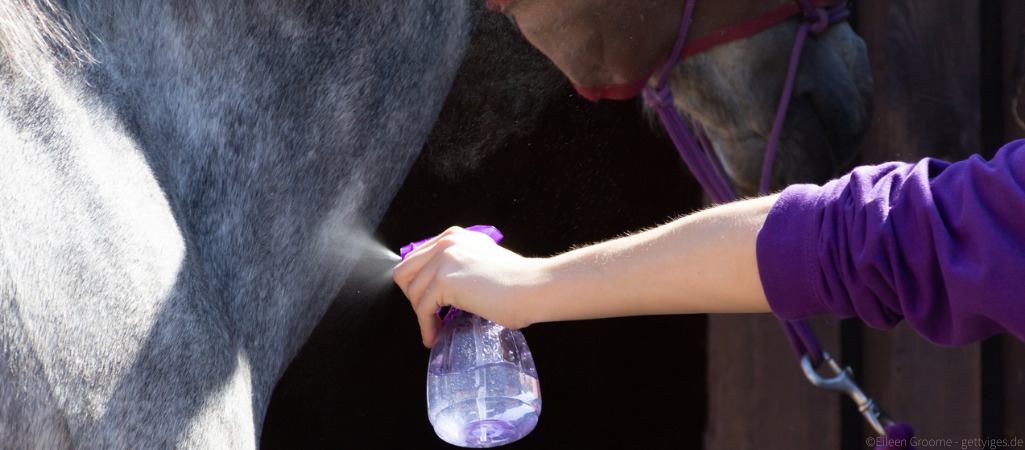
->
[757, 140, 1025, 346]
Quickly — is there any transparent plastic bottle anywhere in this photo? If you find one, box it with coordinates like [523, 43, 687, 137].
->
[426, 309, 541, 448]
[400, 226, 541, 448]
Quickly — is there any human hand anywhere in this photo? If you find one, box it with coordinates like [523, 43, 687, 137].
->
[393, 226, 545, 347]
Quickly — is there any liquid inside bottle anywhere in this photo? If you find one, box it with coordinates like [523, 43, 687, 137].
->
[426, 309, 541, 448]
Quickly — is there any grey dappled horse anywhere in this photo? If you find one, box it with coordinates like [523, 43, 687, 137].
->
[1, 1, 477, 447]
[265, 8, 874, 449]
[1, 1, 872, 449]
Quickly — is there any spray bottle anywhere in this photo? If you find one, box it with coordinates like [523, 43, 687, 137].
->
[400, 226, 541, 448]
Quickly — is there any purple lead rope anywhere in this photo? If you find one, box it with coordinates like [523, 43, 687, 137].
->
[643, 1, 913, 447]
[642, 0, 828, 367]
[643, 0, 738, 205]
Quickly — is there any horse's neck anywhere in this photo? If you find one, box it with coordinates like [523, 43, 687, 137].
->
[4, 1, 479, 443]
[4, 1, 477, 441]
[68, 0, 379, 387]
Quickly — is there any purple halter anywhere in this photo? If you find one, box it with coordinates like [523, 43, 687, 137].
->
[642, 1, 914, 447]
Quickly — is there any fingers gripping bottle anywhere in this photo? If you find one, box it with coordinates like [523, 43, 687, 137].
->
[400, 226, 541, 448]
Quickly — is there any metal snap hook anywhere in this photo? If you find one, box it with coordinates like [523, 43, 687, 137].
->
[800, 351, 895, 436]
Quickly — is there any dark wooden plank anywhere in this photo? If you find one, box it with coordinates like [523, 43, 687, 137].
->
[1001, 1, 1025, 439]
[1004, 339, 1025, 439]
[1002, 0, 1025, 144]
[857, 0, 982, 164]
[861, 324, 981, 441]
[854, 0, 983, 443]
[705, 315, 841, 449]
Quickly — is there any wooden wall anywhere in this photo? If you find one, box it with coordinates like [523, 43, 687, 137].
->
[706, 1, 1024, 448]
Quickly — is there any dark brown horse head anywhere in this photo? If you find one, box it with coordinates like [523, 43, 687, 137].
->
[491, 0, 874, 195]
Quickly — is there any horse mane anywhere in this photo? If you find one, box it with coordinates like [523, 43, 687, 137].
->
[0, 0, 92, 74]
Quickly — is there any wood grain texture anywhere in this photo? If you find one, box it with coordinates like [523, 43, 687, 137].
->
[705, 316, 841, 449]
[857, 0, 981, 164]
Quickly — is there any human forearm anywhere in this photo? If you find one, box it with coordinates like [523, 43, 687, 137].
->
[519, 195, 776, 326]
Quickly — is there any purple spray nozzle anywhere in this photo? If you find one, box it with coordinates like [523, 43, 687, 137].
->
[399, 225, 504, 260]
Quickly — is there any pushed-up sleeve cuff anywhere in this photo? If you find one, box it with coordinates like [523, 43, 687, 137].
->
[756, 184, 834, 320]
